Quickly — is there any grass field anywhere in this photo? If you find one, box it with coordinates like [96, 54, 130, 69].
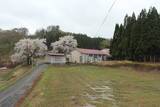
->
[21, 65, 160, 107]
[92, 61, 160, 68]
[0, 65, 33, 91]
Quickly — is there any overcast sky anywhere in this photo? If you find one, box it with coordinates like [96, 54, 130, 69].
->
[0, 0, 160, 38]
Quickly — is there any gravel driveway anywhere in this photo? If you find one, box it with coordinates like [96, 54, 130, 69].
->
[0, 64, 47, 107]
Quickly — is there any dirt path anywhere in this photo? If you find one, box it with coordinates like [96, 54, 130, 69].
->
[0, 64, 47, 107]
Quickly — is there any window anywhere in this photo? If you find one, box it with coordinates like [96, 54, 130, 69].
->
[80, 56, 82, 63]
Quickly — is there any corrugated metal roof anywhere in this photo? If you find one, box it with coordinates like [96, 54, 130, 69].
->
[48, 52, 65, 56]
[76, 48, 106, 55]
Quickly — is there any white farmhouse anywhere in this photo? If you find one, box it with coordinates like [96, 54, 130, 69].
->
[45, 48, 112, 64]
[69, 48, 108, 63]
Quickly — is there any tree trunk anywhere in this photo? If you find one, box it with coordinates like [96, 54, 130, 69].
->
[143, 56, 146, 62]
[150, 56, 152, 62]
[154, 56, 156, 63]
[27, 57, 32, 65]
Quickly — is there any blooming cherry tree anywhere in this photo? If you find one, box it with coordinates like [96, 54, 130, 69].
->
[11, 38, 47, 65]
[51, 35, 77, 54]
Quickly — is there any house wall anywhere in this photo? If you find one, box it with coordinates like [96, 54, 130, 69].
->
[101, 49, 111, 60]
[52, 56, 66, 64]
[45, 55, 66, 64]
[82, 54, 90, 63]
[70, 50, 82, 63]
[87, 54, 103, 62]
[70, 50, 105, 63]
[82, 54, 105, 63]
[45, 55, 52, 63]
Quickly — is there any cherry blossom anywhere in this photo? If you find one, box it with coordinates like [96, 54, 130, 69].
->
[51, 35, 77, 54]
[11, 38, 47, 64]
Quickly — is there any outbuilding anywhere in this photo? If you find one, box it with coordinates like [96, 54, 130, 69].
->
[69, 48, 107, 63]
[45, 52, 66, 64]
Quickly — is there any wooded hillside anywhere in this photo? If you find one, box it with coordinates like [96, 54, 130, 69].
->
[34, 26, 110, 50]
[0, 26, 110, 58]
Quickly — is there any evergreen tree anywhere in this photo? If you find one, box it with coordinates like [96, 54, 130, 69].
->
[35, 26, 108, 50]
[111, 24, 120, 59]
[111, 7, 160, 62]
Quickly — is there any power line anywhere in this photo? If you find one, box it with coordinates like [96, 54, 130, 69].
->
[95, 0, 118, 36]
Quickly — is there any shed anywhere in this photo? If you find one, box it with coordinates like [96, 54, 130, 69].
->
[45, 52, 66, 64]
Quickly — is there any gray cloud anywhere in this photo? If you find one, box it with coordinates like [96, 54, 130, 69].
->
[0, 0, 160, 38]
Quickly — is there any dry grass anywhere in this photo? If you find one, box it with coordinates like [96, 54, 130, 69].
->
[0, 66, 32, 91]
[92, 61, 160, 73]
[92, 60, 160, 67]
[21, 65, 160, 107]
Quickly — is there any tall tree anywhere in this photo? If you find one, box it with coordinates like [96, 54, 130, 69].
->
[11, 39, 47, 65]
[110, 24, 120, 59]
[35, 26, 108, 50]
[111, 7, 160, 62]
[51, 35, 77, 54]
[100, 39, 110, 49]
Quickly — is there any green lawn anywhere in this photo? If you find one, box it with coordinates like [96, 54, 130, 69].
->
[21, 65, 160, 107]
